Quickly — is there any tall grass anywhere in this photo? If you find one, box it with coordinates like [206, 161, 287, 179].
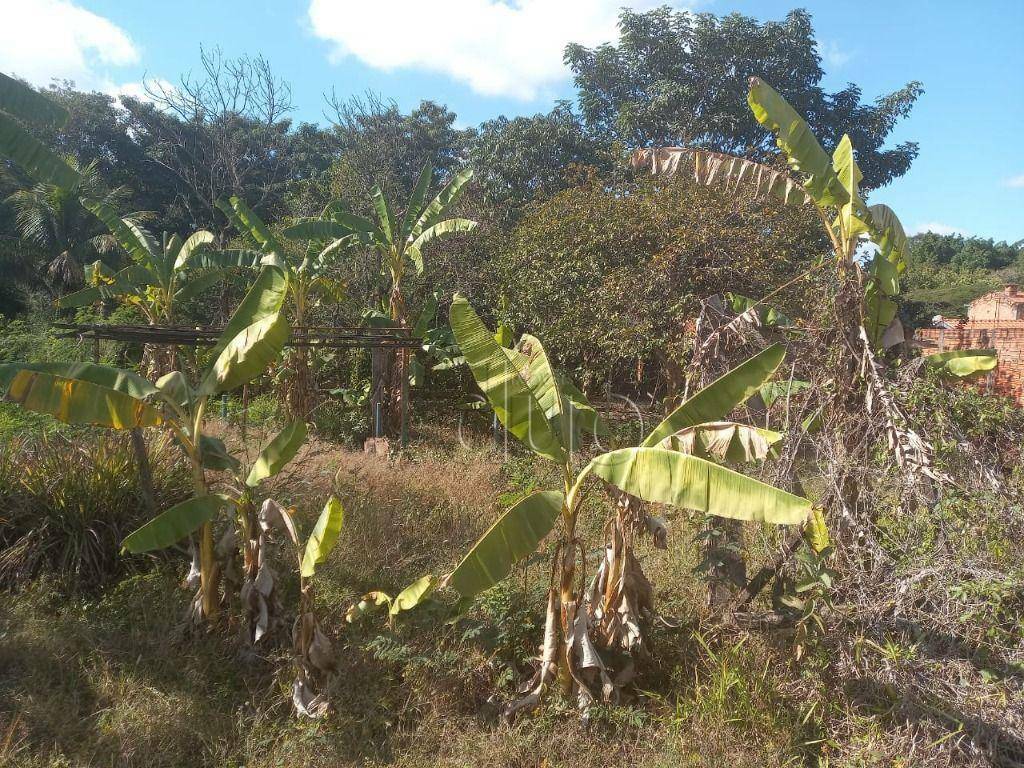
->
[0, 430, 189, 590]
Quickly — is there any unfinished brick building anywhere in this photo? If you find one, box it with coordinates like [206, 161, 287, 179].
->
[914, 284, 1024, 404]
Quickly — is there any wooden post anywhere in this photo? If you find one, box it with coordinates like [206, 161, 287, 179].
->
[400, 353, 409, 448]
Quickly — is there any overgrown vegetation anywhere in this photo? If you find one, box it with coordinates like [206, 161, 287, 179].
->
[0, 6, 1021, 768]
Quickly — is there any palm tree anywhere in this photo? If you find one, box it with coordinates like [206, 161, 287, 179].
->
[5, 157, 131, 294]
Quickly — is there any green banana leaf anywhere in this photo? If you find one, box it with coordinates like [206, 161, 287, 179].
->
[173, 230, 215, 270]
[282, 219, 349, 242]
[445, 490, 563, 599]
[246, 420, 307, 487]
[80, 198, 157, 268]
[642, 344, 786, 448]
[758, 379, 811, 409]
[0, 361, 158, 400]
[197, 434, 241, 472]
[925, 349, 998, 378]
[0, 112, 81, 189]
[199, 266, 289, 396]
[56, 264, 155, 308]
[747, 78, 846, 206]
[300, 496, 344, 578]
[217, 197, 280, 253]
[589, 447, 810, 525]
[122, 495, 226, 553]
[401, 164, 433, 238]
[0, 72, 68, 127]
[0, 366, 162, 429]
[410, 168, 473, 240]
[449, 295, 565, 463]
[174, 269, 231, 304]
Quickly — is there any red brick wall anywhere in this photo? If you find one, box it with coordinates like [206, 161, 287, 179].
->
[915, 323, 1024, 404]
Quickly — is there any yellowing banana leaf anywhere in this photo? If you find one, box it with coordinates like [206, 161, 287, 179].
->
[0, 361, 159, 400]
[925, 349, 998, 378]
[301, 496, 344, 578]
[122, 495, 226, 553]
[389, 574, 435, 616]
[445, 490, 563, 599]
[658, 421, 781, 463]
[589, 448, 810, 525]
[2, 368, 162, 429]
[642, 344, 785, 447]
[246, 420, 308, 487]
[747, 78, 846, 206]
[449, 295, 565, 462]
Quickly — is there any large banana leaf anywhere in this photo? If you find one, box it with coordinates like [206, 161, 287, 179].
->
[831, 135, 869, 240]
[199, 266, 288, 394]
[747, 78, 846, 207]
[2, 368, 162, 429]
[865, 203, 909, 267]
[201, 311, 289, 397]
[401, 164, 433, 239]
[410, 168, 473, 240]
[122, 495, 226, 553]
[217, 197, 280, 253]
[174, 269, 231, 303]
[173, 230, 215, 270]
[282, 220, 349, 242]
[246, 420, 307, 487]
[0, 72, 68, 127]
[187, 248, 264, 270]
[301, 496, 344, 578]
[56, 264, 155, 307]
[410, 218, 477, 252]
[445, 490, 563, 599]
[0, 112, 81, 189]
[925, 349, 998, 378]
[369, 186, 396, 245]
[642, 344, 786, 448]
[0, 361, 159, 400]
[80, 198, 157, 268]
[589, 447, 810, 525]
[450, 295, 565, 462]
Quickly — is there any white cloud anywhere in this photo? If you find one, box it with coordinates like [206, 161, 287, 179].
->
[910, 222, 971, 237]
[307, 0, 683, 101]
[818, 40, 851, 69]
[104, 78, 176, 106]
[1004, 173, 1024, 189]
[0, 0, 139, 90]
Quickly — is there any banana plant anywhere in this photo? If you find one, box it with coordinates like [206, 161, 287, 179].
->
[0, 265, 290, 621]
[217, 197, 353, 417]
[324, 165, 476, 433]
[632, 77, 949, 486]
[258, 494, 344, 717]
[374, 297, 810, 717]
[633, 77, 907, 351]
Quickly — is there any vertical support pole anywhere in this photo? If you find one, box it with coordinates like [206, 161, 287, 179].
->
[220, 394, 228, 419]
[493, 412, 500, 448]
[375, 402, 382, 438]
[92, 335, 100, 363]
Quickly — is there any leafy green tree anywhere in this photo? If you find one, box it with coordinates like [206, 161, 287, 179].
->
[469, 102, 608, 217]
[566, 7, 922, 190]
[487, 174, 825, 392]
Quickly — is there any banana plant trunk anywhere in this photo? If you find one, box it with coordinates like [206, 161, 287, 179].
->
[386, 280, 408, 438]
[190, 455, 220, 620]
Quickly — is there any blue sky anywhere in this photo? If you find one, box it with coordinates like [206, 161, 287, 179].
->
[1, 0, 1021, 242]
